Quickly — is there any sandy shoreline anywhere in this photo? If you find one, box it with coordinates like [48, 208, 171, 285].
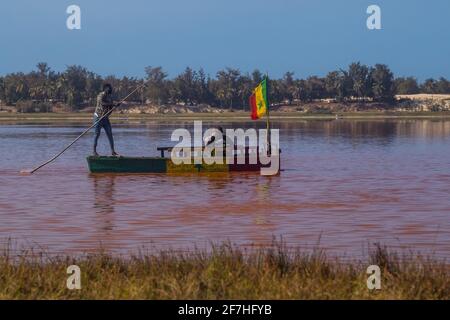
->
[2, 111, 450, 123]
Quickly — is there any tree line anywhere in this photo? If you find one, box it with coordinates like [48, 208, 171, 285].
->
[0, 62, 449, 111]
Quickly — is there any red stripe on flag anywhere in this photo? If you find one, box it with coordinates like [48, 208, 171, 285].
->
[249, 93, 258, 120]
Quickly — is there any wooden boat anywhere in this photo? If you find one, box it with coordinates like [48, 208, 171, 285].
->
[87, 147, 280, 174]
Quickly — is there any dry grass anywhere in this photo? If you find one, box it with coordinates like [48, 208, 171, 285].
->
[0, 243, 448, 300]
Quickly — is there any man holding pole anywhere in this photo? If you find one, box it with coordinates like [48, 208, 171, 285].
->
[21, 83, 145, 174]
[93, 83, 120, 157]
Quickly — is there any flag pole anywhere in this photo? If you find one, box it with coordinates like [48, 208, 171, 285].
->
[265, 74, 271, 155]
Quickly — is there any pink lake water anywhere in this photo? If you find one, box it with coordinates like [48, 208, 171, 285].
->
[0, 119, 449, 259]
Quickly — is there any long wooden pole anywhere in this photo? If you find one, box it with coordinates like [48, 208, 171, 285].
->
[21, 83, 146, 175]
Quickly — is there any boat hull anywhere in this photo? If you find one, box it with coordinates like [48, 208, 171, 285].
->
[87, 156, 168, 173]
[86, 156, 272, 174]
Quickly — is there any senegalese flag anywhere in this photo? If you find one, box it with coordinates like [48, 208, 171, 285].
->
[249, 78, 268, 120]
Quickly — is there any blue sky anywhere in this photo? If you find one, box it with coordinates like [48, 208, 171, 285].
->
[0, 0, 449, 80]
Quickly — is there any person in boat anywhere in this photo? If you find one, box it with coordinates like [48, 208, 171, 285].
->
[93, 83, 120, 157]
[203, 126, 235, 157]
[204, 126, 224, 147]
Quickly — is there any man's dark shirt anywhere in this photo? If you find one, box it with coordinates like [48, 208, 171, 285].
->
[94, 91, 114, 117]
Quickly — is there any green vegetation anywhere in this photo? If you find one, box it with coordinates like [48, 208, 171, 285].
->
[0, 243, 447, 299]
[1, 62, 449, 112]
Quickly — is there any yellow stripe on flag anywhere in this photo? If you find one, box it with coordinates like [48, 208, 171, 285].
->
[254, 82, 267, 118]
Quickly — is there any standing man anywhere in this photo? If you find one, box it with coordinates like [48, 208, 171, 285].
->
[93, 83, 120, 156]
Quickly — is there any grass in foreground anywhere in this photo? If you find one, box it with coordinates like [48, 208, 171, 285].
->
[0, 243, 448, 299]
